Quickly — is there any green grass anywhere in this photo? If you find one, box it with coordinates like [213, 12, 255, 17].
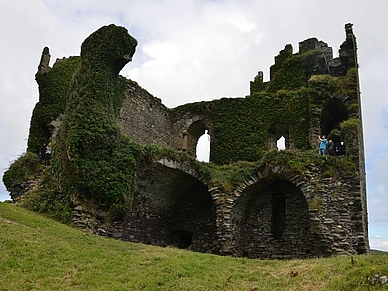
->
[0, 202, 387, 290]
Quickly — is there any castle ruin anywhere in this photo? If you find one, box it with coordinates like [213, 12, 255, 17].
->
[5, 23, 369, 259]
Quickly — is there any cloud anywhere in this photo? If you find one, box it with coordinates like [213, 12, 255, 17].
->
[367, 152, 388, 230]
[369, 235, 388, 252]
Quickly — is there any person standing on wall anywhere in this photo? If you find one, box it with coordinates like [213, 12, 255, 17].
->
[39, 143, 46, 163]
[328, 139, 335, 156]
[318, 135, 327, 155]
[45, 142, 52, 166]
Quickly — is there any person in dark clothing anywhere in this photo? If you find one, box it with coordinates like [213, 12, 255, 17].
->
[328, 140, 335, 156]
[334, 141, 341, 155]
[39, 143, 46, 163]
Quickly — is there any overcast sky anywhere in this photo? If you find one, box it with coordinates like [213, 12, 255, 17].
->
[1, 0, 387, 251]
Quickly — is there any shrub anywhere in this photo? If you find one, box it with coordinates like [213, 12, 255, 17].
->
[22, 169, 72, 224]
[2, 152, 41, 189]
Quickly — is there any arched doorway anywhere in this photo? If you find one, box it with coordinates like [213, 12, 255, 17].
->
[234, 174, 318, 258]
[126, 163, 217, 253]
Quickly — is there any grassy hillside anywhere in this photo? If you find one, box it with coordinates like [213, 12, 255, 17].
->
[0, 202, 387, 291]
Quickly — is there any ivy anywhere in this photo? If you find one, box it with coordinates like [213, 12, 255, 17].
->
[22, 169, 72, 224]
[54, 25, 139, 212]
[28, 56, 81, 152]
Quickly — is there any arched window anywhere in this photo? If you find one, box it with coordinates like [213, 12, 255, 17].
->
[183, 120, 209, 160]
[268, 123, 290, 150]
[277, 136, 286, 151]
[196, 130, 210, 162]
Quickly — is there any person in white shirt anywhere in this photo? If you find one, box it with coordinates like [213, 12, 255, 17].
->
[45, 143, 52, 166]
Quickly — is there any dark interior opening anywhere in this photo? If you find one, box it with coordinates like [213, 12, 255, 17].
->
[320, 98, 348, 136]
[171, 230, 193, 249]
[272, 193, 286, 240]
[132, 164, 217, 253]
[234, 174, 315, 258]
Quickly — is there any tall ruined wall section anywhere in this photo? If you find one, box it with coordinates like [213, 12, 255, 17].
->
[117, 80, 172, 147]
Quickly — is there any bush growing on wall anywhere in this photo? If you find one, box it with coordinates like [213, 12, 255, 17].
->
[3, 152, 41, 189]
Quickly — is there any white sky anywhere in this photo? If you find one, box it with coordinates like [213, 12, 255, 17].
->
[0, 0, 387, 251]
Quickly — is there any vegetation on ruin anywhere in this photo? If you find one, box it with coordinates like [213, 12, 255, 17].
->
[172, 87, 311, 165]
[172, 50, 360, 166]
[208, 160, 261, 192]
[21, 167, 73, 223]
[340, 117, 361, 157]
[266, 50, 324, 92]
[3, 145, 359, 223]
[2, 152, 42, 189]
[1, 202, 387, 291]
[309, 197, 325, 213]
[53, 25, 139, 218]
[1, 26, 140, 220]
[28, 56, 81, 152]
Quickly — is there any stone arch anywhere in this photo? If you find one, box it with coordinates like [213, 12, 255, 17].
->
[268, 123, 290, 150]
[232, 166, 327, 259]
[320, 97, 348, 136]
[157, 158, 209, 184]
[182, 120, 209, 158]
[124, 161, 217, 253]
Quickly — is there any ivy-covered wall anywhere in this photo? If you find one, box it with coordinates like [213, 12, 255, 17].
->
[54, 25, 139, 214]
[28, 50, 80, 152]
[168, 25, 361, 165]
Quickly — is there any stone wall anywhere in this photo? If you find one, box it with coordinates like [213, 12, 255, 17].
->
[117, 81, 172, 147]
[224, 164, 369, 258]
[116, 80, 213, 160]
[70, 160, 369, 259]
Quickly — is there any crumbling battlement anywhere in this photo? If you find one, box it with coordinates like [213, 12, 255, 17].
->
[251, 23, 357, 95]
[5, 23, 368, 259]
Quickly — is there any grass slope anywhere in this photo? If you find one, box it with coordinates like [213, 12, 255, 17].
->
[0, 202, 387, 291]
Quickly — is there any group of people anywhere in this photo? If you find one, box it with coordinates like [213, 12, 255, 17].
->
[318, 135, 345, 156]
[39, 143, 52, 166]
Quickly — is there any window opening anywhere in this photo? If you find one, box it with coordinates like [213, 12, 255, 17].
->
[320, 98, 348, 135]
[196, 130, 210, 162]
[277, 136, 286, 151]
